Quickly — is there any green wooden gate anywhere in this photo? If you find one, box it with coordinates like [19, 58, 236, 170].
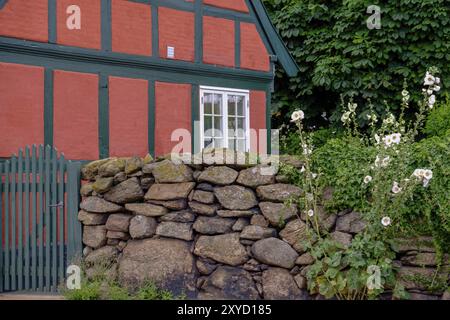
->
[0, 145, 82, 293]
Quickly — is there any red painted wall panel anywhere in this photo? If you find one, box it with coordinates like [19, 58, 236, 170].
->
[53, 70, 99, 160]
[249, 90, 267, 154]
[204, 0, 249, 13]
[240, 22, 270, 72]
[158, 7, 194, 62]
[0, 0, 48, 42]
[56, 0, 101, 50]
[155, 82, 192, 156]
[203, 16, 235, 68]
[109, 76, 149, 157]
[0, 62, 44, 157]
[111, 0, 152, 56]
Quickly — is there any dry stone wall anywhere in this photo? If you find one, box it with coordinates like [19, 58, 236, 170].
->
[78, 154, 449, 300]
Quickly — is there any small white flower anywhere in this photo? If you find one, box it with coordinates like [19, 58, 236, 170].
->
[435, 77, 441, 84]
[311, 173, 318, 179]
[423, 179, 430, 187]
[391, 133, 401, 144]
[424, 72, 435, 86]
[341, 112, 350, 123]
[321, 111, 328, 120]
[381, 156, 390, 167]
[300, 166, 306, 173]
[381, 216, 391, 227]
[306, 193, 314, 201]
[374, 134, 380, 144]
[428, 95, 436, 108]
[383, 135, 393, 147]
[427, 89, 433, 95]
[434, 85, 441, 92]
[348, 103, 357, 112]
[401, 89, 409, 97]
[423, 169, 433, 180]
[307, 209, 314, 217]
[291, 110, 304, 122]
[391, 181, 402, 194]
[364, 176, 372, 184]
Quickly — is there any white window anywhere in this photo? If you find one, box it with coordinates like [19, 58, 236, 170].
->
[200, 86, 250, 152]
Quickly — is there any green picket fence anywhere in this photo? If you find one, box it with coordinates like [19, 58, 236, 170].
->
[0, 145, 82, 293]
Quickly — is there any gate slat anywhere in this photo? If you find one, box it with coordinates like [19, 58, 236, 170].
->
[51, 148, 58, 291]
[17, 150, 23, 290]
[58, 154, 65, 283]
[0, 163, 3, 292]
[11, 156, 17, 291]
[31, 145, 37, 291]
[4, 161, 10, 291]
[38, 145, 44, 291]
[45, 146, 51, 291]
[24, 147, 31, 290]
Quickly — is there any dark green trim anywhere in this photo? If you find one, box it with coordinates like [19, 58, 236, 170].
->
[48, 0, 56, 44]
[235, 19, 240, 68]
[99, 74, 109, 159]
[101, 0, 112, 52]
[0, 0, 8, 10]
[194, 0, 202, 64]
[44, 69, 54, 147]
[148, 80, 155, 157]
[151, 2, 159, 58]
[266, 87, 272, 155]
[191, 84, 200, 154]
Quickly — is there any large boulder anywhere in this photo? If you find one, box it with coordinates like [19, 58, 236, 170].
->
[124, 157, 143, 175]
[78, 210, 109, 226]
[279, 219, 309, 253]
[214, 185, 257, 210]
[251, 237, 298, 269]
[156, 222, 194, 241]
[104, 178, 144, 204]
[193, 216, 235, 235]
[105, 214, 132, 232]
[92, 177, 114, 194]
[80, 197, 122, 213]
[125, 203, 168, 217]
[194, 233, 248, 266]
[85, 246, 119, 266]
[98, 158, 126, 177]
[236, 166, 276, 188]
[118, 238, 196, 297]
[256, 184, 302, 202]
[145, 182, 196, 201]
[151, 159, 193, 183]
[262, 268, 305, 300]
[198, 266, 260, 300]
[335, 211, 366, 234]
[330, 231, 352, 248]
[259, 202, 297, 227]
[198, 166, 239, 185]
[192, 190, 215, 204]
[83, 225, 107, 249]
[129, 215, 157, 239]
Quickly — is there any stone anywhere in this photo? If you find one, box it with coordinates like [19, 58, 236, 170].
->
[160, 210, 196, 223]
[243, 259, 262, 272]
[105, 214, 132, 232]
[194, 233, 248, 266]
[83, 225, 107, 249]
[198, 266, 259, 300]
[128, 170, 143, 178]
[80, 197, 122, 214]
[256, 184, 302, 202]
[78, 210, 109, 226]
[83, 247, 93, 257]
[251, 237, 298, 269]
[125, 157, 143, 175]
[279, 155, 304, 168]
[98, 158, 126, 177]
[335, 211, 366, 234]
[409, 293, 440, 300]
[104, 178, 144, 204]
[125, 203, 168, 217]
[316, 207, 337, 232]
[279, 219, 309, 253]
[107, 230, 130, 240]
[237, 166, 276, 188]
[240, 225, 277, 240]
[142, 162, 157, 174]
[86, 264, 118, 282]
[148, 199, 188, 210]
[140, 177, 154, 190]
[401, 252, 439, 267]
[296, 253, 315, 265]
[398, 266, 440, 290]
[192, 190, 215, 204]
[262, 267, 305, 300]
[92, 177, 114, 194]
[196, 183, 214, 192]
[294, 274, 307, 289]
[251, 214, 269, 227]
[81, 159, 110, 180]
[80, 183, 93, 196]
[442, 290, 450, 300]
[330, 231, 352, 248]
[114, 172, 127, 184]
[196, 259, 217, 275]
[156, 222, 193, 241]
[151, 159, 193, 183]
[145, 182, 196, 201]
[129, 215, 157, 239]
[214, 185, 257, 210]
[85, 246, 119, 266]
[275, 175, 290, 184]
[193, 216, 235, 235]
[391, 237, 435, 253]
[259, 202, 297, 227]
[118, 238, 196, 297]
[217, 209, 256, 218]
[117, 241, 127, 251]
[232, 218, 249, 232]
[107, 239, 120, 246]
[198, 166, 239, 185]
[188, 201, 220, 216]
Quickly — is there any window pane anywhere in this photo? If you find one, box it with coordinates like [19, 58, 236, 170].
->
[237, 139, 246, 152]
[237, 96, 244, 116]
[228, 118, 236, 137]
[214, 138, 223, 148]
[204, 116, 213, 132]
[228, 95, 236, 116]
[214, 116, 223, 136]
[228, 138, 235, 150]
[204, 138, 213, 149]
[237, 118, 245, 137]
[213, 94, 222, 115]
[204, 93, 212, 114]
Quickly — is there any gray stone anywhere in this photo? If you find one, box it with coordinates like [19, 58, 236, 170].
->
[196, 259, 217, 275]
[81, 159, 110, 180]
[83, 225, 107, 249]
[148, 199, 188, 210]
[156, 222, 193, 241]
[106, 230, 130, 241]
[193, 216, 235, 235]
[113, 172, 127, 184]
[125, 203, 168, 217]
[275, 175, 290, 183]
[256, 184, 302, 202]
[301, 206, 337, 232]
[98, 158, 126, 177]
[198, 166, 239, 185]
[262, 267, 305, 300]
[160, 210, 196, 223]
[125, 157, 143, 175]
[80, 196, 123, 214]
[105, 214, 132, 232]
[129, 215, 157, 239]
[251, 214, 269, 227]
[335, 211, 366, 234]
[198, 266, 259, 300]
[118, 238, 196, 297]
[398, 266, 439, 290]
[442, 290, 450, 300]
[237, 166, 276, 188]
[214, 185, 257, 210]
[188, 201, 220, 216]
[296, 253, 315, 265]
[107, 239, 120, 246]
[196, 183, 214, 192]
[251, 237, 298, 269]
[145, 182, 196, 201]
[92, 177, 114, 194]
[240, 225, 276, 240]
[194, 233, 248, 266]
[391, 237, 436, 253]
[259, 202, 297, 227]
[78, 210, 109, 226]
[232, 218, 249, 232]
[401, 252, 439, 267]
[279, 219, 309, 253]
[192, 190, 215, 204]
[85, 246, 119, 266]
[142, 162, 157, 174]
[80, 183, 93, 197]
[279, 155, 304, 168]
[140, 177, 154, 190]
[330, 231, 352, 248]
[117, 241, 127, 251]
[294, 274, 307, 289]
[409, 292, 440, 300]
[151, 159, 193, 183]
[104, 178, 144, 204]
[217, 209, 256, 218]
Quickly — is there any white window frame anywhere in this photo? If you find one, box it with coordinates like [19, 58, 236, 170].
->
[199, 86, 250, 152]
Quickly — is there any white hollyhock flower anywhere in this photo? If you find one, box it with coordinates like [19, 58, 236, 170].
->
[423, 169, 433, 180]
[381, 216, 391, 227]
[392, 181, 402, 194]
[348, 103, 357, 112]
[427, 89, 433, 95]
[435, 77, 441, 84]
[401, 89, 409, 97]
[381, 156, 390, 167]
[300, 166, 306, 173]
[391, 133, 401, 144]
[311, 173, 318, 179]
[374, 134, 380, 144]
[424, 72, 435, 86]
[307, 209, 314, 217]
[364, 176, 372, 184]
[423, 179, 430, 187]
[383, 135, 393, 147]
[291, 110, 304, 122]
[434, 85, 441, 92]
[428, 95, 436, 108]
[341, 112, 350, 123]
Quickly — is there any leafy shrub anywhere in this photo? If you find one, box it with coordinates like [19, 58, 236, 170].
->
[424, 97, 450, 137]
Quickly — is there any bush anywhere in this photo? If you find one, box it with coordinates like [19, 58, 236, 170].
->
[424, 97, 450, 137]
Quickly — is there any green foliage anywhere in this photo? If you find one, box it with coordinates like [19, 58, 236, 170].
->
[264, 0, 450, 126]
[424, 97, 450, 137]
